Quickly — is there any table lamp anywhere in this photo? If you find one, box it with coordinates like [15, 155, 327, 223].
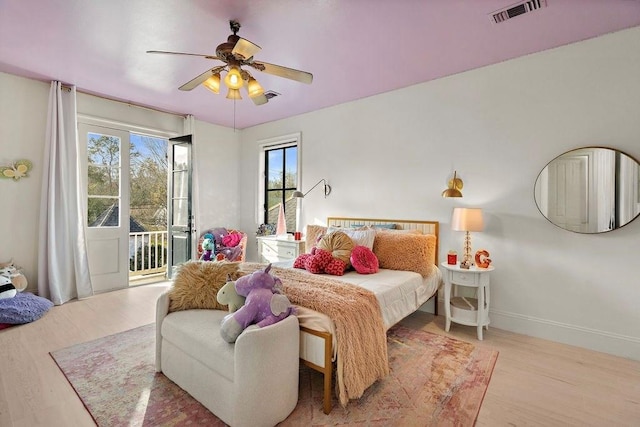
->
[451, 207, 484, 269]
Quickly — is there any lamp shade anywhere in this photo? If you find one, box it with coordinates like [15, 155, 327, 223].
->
[224, 66, 243, 90]
[247, 77, 264, 98]
[203, 73, 221, 94]
[451, 208, 484, 232]
[226, 88, 242, 100]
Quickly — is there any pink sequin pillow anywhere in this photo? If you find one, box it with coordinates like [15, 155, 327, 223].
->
[350, 245, 379, 274]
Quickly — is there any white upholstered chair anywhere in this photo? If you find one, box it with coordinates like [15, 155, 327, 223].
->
[156, 291, 299, 427]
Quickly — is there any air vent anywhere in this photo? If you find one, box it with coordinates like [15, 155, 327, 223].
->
[491, 0, 547, 23]
[264, 90, 280, 100]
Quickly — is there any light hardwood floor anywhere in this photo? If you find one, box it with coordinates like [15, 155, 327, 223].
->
[1, 284, 638, 426]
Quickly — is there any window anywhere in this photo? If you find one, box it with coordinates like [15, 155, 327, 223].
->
[259, 133, 301, 233]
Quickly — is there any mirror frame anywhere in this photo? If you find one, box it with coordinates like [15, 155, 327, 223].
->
[534, 146, 640, 234]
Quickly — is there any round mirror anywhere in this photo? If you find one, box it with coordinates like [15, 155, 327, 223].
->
[534, 147, 640, 233]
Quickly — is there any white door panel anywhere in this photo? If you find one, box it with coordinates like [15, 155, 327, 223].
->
[79, 124, 130, 293]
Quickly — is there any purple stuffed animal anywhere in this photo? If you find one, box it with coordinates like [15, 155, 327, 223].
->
[219, 264, 294, 343]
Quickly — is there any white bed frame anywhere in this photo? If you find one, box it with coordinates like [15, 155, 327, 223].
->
[299, 217, 440, 414]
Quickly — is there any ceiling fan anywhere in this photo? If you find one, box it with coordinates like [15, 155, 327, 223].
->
[147, 20, 313, 105]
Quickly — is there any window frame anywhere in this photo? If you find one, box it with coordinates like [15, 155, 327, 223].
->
[257, 133, 302, 232]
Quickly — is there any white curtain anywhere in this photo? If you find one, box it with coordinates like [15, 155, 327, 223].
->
[37, 81, 92, 305]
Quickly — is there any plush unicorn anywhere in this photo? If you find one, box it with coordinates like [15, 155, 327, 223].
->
[219, 264, 294, 343]
[216, 275, 246, 313]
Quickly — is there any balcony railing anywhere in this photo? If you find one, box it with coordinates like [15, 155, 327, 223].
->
[129, 231, 168, 279]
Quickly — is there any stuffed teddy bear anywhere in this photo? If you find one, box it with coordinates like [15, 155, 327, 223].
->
[0, 275, 16, 299]
[219, 264, 294, 343]
[0, 262, 27, 292]
[199, 234, 215, 261]
[216, 275, 246, 313]
[293, 247, 347, 276]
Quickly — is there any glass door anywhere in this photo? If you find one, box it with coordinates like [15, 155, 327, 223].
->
[167, 135, 193, 278]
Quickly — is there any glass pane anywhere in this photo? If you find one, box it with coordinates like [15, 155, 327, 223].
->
[173, 145, 189, 171]
[284, 189, 297, 232]
[173, 199, 188, 226]
[87, 133, 120, 166]
[130, 134, 168, 231]
[172, 170, 188, 198]
[88, 164, 119, 197]
[267, 190, 283, 224]
[87, 198, 119, 227]
[284, 146, 297, 188]
[267, 149, 283, 190]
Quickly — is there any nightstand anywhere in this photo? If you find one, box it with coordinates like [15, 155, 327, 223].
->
[441, 262, 494, 340]
[257, 237, 305, 263]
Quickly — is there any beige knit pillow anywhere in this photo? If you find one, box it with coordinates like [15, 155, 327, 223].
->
[168, 261, 244, 312]
[373, 233, 436, 277]
[305, 224, 327, 253]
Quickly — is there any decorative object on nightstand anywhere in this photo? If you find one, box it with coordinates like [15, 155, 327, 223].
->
[276, 203, 287, 237]
[441, 262, 494, 340]
[442, 171, 463, 198]
[447, 250, 457, 265]
[474, 249, 492, 269]
[451, 207, 484, 269]
[292, 178, 332, 198]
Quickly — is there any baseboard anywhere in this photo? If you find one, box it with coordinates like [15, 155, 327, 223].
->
[435, 300, 640, 361]
[489, 309, 640, 361]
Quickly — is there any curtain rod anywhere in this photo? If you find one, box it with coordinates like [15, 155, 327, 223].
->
[55, 81, 187, 118]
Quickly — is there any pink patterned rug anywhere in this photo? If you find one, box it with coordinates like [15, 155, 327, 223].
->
[51, 323, 498, 426]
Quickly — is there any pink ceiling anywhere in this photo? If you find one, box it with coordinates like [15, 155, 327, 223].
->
[2, 0, 640, 129]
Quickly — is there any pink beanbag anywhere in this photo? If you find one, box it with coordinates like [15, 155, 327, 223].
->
[350, 245, 379, 274]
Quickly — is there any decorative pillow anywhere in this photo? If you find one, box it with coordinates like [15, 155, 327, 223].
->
[222, 232, 242, 248]
[168, 261, 244, 312]
[324, 258, 347, 276]
[305, 224, 327, 253]
[304, 249, 333, 274]
[350, 245, 379, 274]
[0, 292, 53, 324]
[373, 233, 436, 277]
[327, 226, 376, 250]
[316, 231, 355, 270]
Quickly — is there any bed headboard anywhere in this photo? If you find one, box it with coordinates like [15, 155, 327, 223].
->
[326, 217, 439, 264]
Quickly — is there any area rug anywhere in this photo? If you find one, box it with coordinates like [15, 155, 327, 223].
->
[51, 323, 498, 426]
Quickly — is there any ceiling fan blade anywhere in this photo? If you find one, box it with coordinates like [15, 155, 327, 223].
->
[147, 50, 219, 60]
[251, 61, 313, 84]
[231, 38, 261, 60]
[251, 93, 269, 106]
[179, 66, 226, 91]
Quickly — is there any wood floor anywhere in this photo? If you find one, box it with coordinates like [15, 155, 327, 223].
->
[1, 284, 638, 426]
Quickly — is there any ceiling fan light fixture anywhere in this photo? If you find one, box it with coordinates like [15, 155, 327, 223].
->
[226, 88, 242, 100]
[224, 66, 243, 90]
[203, 73, 221, 94]
[247, 77, 264, 98]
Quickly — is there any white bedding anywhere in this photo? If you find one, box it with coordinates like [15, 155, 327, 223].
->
[273, 261, 442, 357]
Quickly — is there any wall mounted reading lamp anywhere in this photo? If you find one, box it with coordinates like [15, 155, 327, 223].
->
[293, 179, 332, 198]
[442, 171, 463, 198]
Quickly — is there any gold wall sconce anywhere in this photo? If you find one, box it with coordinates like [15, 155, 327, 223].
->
[442, 171, 463, 198]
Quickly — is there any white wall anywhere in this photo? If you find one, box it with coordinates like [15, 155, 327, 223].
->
[191, 120, 241, 234]
[239, 26, 640, 360]
[0, 74, 49, 288]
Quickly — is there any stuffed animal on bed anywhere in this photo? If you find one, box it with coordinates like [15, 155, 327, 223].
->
[0, 276, 16, 299]
[216, 275, 246, 313]
[219, 264, 294, 343]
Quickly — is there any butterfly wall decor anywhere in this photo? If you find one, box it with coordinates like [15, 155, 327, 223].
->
[0, 159, 33, 181]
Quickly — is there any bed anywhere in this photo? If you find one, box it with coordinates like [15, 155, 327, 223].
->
[241, 217, 442, 414]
